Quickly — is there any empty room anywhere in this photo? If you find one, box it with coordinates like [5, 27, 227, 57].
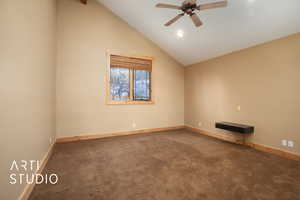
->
[1, 0, 300, 199]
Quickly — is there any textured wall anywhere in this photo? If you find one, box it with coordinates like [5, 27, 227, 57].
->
[185, 33, 300, 155]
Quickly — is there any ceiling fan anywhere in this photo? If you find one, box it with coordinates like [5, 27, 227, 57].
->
[155, 0, 228, 27]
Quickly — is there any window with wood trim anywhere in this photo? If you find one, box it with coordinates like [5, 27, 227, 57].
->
[107, 54, 153, 104]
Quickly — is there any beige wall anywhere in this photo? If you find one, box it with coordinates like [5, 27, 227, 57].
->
[56, 0, 184, 138]
[185, 33, 300, 155]
[1, 0, 298, 198]
[0, 0, 56, 199]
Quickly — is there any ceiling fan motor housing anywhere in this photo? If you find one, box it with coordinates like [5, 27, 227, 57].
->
[182, 1, 197, 15]
[183, 0, 197, 5]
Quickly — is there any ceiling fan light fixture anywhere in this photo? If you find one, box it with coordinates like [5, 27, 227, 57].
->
[177, 30, 184, 38]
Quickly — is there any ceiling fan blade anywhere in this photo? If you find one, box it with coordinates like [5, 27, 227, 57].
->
[197, 1, 228, 11]
[164, 14, 184, 26]
[156, 3, 181, 9]
[190, 13, 203, 27]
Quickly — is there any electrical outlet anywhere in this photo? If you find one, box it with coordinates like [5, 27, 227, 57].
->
[237, 105, 241, 111]
[49, 138, 52, 144]
[281, 140, 287, 146]
[287, 141, 294, 148]
[132, 123, 136, 128]
[198, 122, 202, 127]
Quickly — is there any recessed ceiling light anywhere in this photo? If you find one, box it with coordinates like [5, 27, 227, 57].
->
[248, 0, 255, 3]
[177, 30, 184, 38]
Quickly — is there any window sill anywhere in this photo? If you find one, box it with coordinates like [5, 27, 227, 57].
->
[106, 100, 155, 105]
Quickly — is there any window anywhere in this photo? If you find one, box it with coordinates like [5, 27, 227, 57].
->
[110, 67, 130, 101]
[134, 70, 151, 101]
[107, 54, 153, 104]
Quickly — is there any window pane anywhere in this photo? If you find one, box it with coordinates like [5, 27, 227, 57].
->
[110, 67, 130, 101]
[134, 70, 150, 101]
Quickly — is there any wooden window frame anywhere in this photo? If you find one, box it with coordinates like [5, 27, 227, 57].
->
[106, 51, 154, 105]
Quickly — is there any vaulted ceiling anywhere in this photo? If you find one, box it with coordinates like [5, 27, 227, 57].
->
[97, 0, 300, 66]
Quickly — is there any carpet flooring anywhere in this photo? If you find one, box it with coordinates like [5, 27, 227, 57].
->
[29, 130, 300, 200]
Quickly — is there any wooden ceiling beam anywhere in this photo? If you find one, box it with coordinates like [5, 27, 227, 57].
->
[80, 0, 87, 5]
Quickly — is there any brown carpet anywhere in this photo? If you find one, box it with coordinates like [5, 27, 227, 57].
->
[29, 130, 300, 200]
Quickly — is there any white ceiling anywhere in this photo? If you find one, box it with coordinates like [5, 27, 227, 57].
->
[97, 0, 300, 66]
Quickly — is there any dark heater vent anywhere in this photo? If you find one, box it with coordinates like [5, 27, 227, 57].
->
[216, 122, 254, 134]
